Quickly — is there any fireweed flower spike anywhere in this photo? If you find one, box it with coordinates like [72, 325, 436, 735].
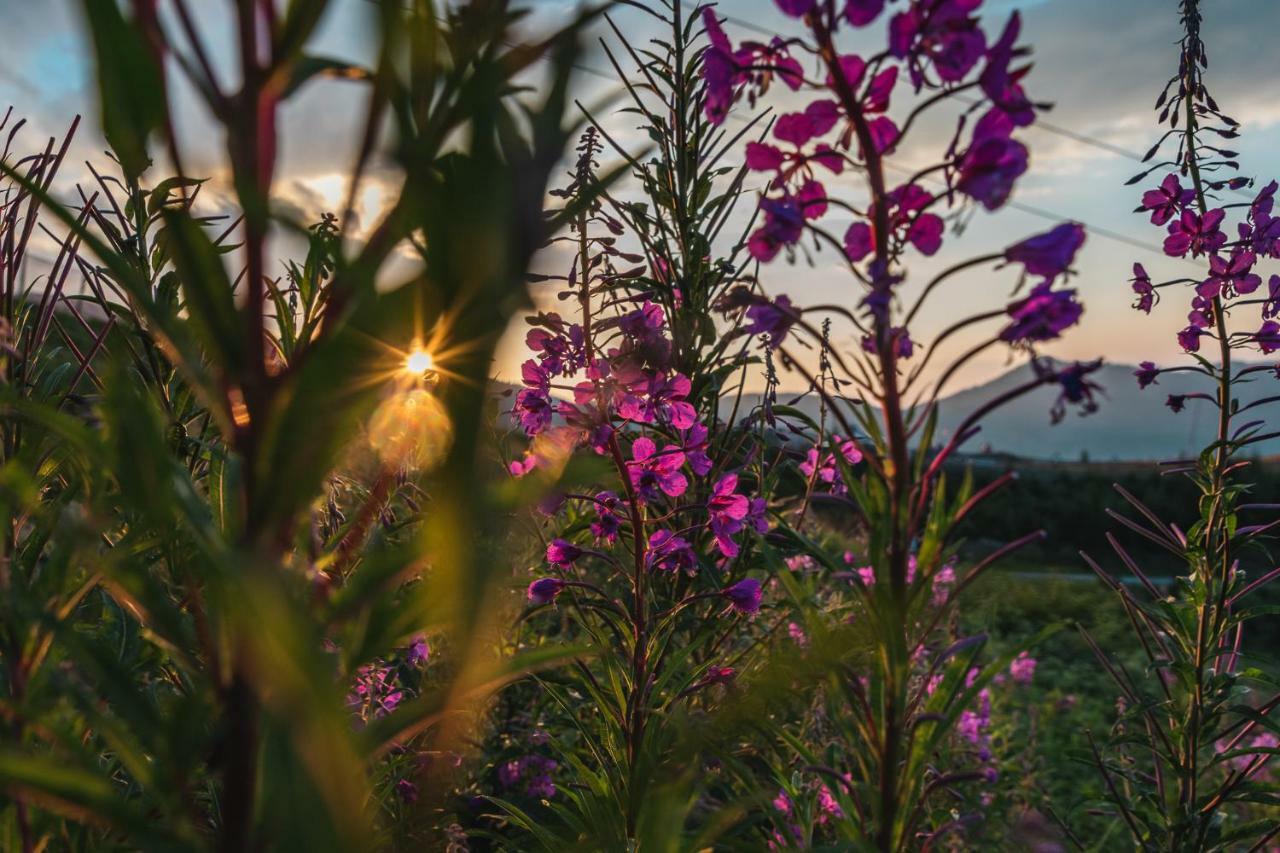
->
[505, 11, 782, 842]
[1096, 2, 1280, 844]
[702, 1, 1105, 846]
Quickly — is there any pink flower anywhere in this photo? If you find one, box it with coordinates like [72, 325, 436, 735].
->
[1010, 651, 1037, 685]
[1163, 208, 1226, 258]
[1198, 250, 1261, 299]
[708, 474, 751, 557]
[775, 0, 815, 16]
[774, 100, 842, 147]
[627, 437, 688, 502]
[647, 528, 696, 574]
[546, 538, 582, 568]
[1141, 173, 1195, 226]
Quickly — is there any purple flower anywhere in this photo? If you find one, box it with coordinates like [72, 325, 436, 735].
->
[1004, 223, 1086, 280]
[700, 10, 802, 125]
[1141, 173, 1195, 226]
[1042, 360, 1102, 423]
[775, 0, 815, 15]
[1266, 275, 1280, 319]
[590, 491, 622, 543]
[678, 423, 714, 477]
[743, 294, 797, 350]
[861, 328, 915, 359]
[1167, 394, 1187, 413]
[748, 196, 805, 261]
[406, 635, 430, 666]
[701, 10, 739, 125]
[745, 141, 786, 172]
[980, 13, 1034, 126]
[746, 497, 769, 534]
[844, 222, 873, 262]
[957, 115, 1028, 211]
[722, 578, 762, 614]
[627, 437, 688, 501]
[708, 473, 751, 557]
[498, 755, 558, 799]
[1131, 262, 1156, 313]
[1177, 325, 1203, 353]
[1256, 320, 1280, 354]
[515, 361, 555, 435]
[618, 370, 697, 429]
[647, 528, 696, 574]
[1198, 250, 1261, 299]
[546, 538, 582, 568]
[1164, 208, 1227, 258]
[845, 0, 883, 26]
[890, 0, 987, 90]
[1135, 361, 1160, 389]
[1000, 283, 1083, 343]
[527, 577, 566, 605]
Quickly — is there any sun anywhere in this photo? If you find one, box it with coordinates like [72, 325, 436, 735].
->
[405, 347, 434, 376]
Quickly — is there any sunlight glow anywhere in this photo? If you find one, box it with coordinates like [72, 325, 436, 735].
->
[405, 348, 434, 376]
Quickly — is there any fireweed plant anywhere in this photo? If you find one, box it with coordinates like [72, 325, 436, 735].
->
[1081, 0, 1280, 848]
[491, 2, 788, 846]
[698, 0, 1101, 847]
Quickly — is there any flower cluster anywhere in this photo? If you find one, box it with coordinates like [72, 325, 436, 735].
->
[497, 754, 558, 800]
[345, 635, 430, 726]
[513, 296, 767, 607]
[1130, 170, 1280, 368]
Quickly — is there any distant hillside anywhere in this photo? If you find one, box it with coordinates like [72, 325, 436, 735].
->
[722, 360, 1280, 462]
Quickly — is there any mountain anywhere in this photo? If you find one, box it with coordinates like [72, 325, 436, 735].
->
[725, 361, 1280, 462]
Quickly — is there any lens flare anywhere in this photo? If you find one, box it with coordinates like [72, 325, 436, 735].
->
[405, 348, 434, 376]
[368, 388, 453, 471]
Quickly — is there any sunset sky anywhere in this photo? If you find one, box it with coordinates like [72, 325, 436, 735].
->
[2, 0, 1277, 393]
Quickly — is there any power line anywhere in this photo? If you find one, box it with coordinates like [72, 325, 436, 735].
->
[703, 5, 1187, 168]
[352, 0, 1185, 263]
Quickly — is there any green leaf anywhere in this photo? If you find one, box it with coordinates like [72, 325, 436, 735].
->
[79, 0, 166, 179]
[160, 209, 244, 378]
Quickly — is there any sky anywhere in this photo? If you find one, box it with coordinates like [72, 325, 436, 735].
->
[1, 0, 1278, 395]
